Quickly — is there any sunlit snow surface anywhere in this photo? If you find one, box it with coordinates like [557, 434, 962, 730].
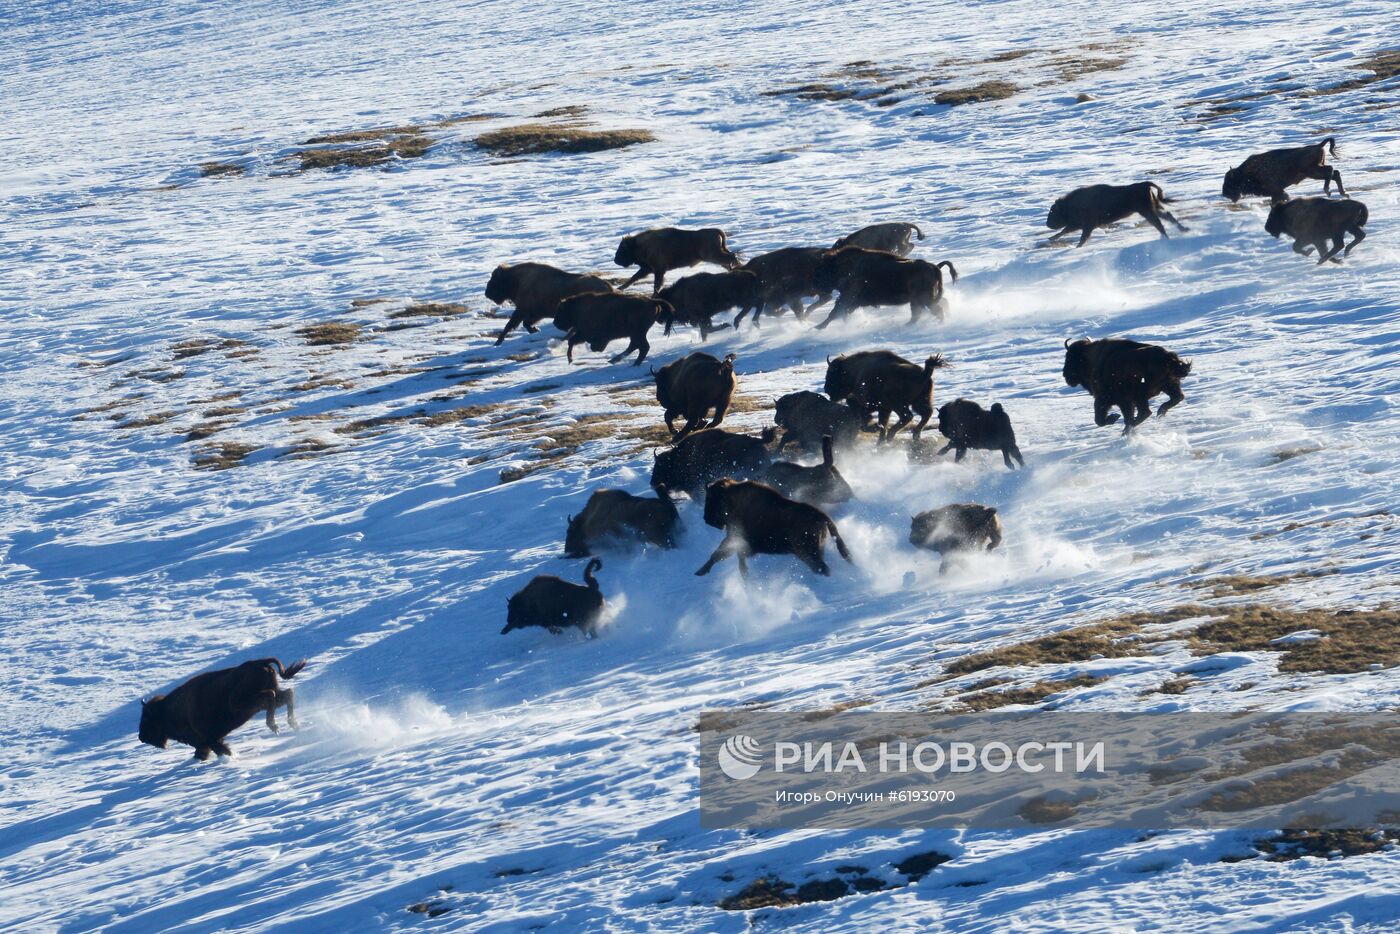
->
[3, 0, 1400, 929]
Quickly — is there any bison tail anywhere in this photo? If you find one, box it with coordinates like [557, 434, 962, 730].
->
[1323, 136, 1337, 156]
[760, 425, 778, 444]
[1150, 182, 1173, 205]
[828, 521, 854, 564]
[1171, 356, 1193, 378]
[924, 353, 951, 376]
[584, 558, 603, 589]
[912, 224, 925, 240]
[937, 260, 958, 283]
[821, 435, 834, 466]
[265, 658, 307, 680]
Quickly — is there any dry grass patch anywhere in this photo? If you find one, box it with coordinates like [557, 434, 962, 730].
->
[1054, 56, 1129, 81]
[719, 877, 852, 911]
[296, 322, 363, 346]
[290, 374, 355, 392]
[115, 410, 178, 429]
[185, 421, 233, 441]
[934, 81, 1017, 105]
[193, 442, 261, 470]
[473, 124, 655, 156]
[955, 675, 1106, 711]
[418, 405, 497, 427]
[302, 126, 422, 145]
[172, 337, 246, 360]
[1252, 828, 1400, 861]
[1153, 676, 1195, 696]
[1188, 605, 1400, 674]
[532, 105, 588, 119]
[199, 161, 246, 178]
[1018, 796, 1080, 824]
[986, 49, 1035, 62]
[296, 130, 434, 171]
[1297, 49, 1400, 99]
[389, 302, 469, 319]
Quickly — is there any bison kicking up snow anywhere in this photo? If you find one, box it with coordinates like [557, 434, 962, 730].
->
[139, 657, 306, 760]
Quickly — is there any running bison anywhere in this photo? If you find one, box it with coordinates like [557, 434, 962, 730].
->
[735, 247, 833, 328]
[139, 658, 306, 760]
[487, 262, 613, 345]
[813, 247, 957, 328]
[503, 559, 605, 636]
[653, 351, 737, 438]
[1062, 337, 1191, 433]
[766, 436, 854, 507]
[1223, 137, 1345, 204]
[564, 489, 680, 557]
[650, 427, 774, 498]
[1046, 182, 1186, 247]
[824, 350, 951, 443]
[614, 227, 740, 293]
[832, 222, 924, 256]
[774, 390, 865, 451]
[697, 478, 853, 577]
[1264, 197, 1368, 265]
[909, 504, 1002, 574]
[656, 270, 760, 340]
[936, 399, 1025, 469]
[554, 291, 668, 365]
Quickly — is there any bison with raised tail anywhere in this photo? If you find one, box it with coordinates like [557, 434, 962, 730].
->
[650, 427, 774, 498]
[139, 657, 306, 760]
[1046, 182, 1186, 247]
[554, 291, 668, 365]
[1223, 137, 1345, 204]
[936, 399, 1024, 470]
[1264, 197, 1368, 264]
[614, 227, 740, 293]
[832, 221, 924, 256]
[503, 558, 605, 636]
[696, 478, 853, 577]
[813, 247, 957, 328]
[487, 262, 613, 345]
[1062, 337, 1191, 433]
[824, 350, 951, 443]
[910, 504, 1002, 574]
[564, 489, 680, 557]
[653, 351, 737, 439]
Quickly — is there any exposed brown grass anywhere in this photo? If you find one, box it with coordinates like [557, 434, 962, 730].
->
[764, 83, 864, 102]
[1269, 444, 1324, 464]
[290, 374, 355, 392]
[302, 125, 422, 145]
[1018, 796, 1080, 824]
[943, 608, 1203, 675]
[1188, 605, 1400, 674]
[185, 421, 232, 441]
[473, 124, 655, 156]
[434, 113, 503, 127]
[199, 161, 246, 178]
[956, 675, 1106, 711]
[1297, 49, 1400, 98]
[934, 81, 1017, 105]
[719, 877, 851, 910]
[532, 105, 589, 119]
[114, 410, 178, 430]
[389, 302, 469, 319]
[1253, 828, 1400, 861]
[297, 133, 433, 171]
[1186, 570, 1332, 597]
[296, 322, 363, 346]
[418, 405, 496, 427]
[192, 442, 261, 470]
[893, 851, 952, 881]
[172, 337, 247, 359]
[1153, 676, 1195, 696]
[986, 49, 1035, 62]
[1054, 56, 1128, 81]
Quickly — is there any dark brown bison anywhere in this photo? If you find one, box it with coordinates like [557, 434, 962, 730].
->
[812, 247, 957, 328]
[614, 227, 740, 293]
[832, 221, 924, 256]
[653, 351, 737, 438]
[910, 504, 1002, 573]
[774, 390, 865, 451]
[824, 350, 951, 443]
[650, 427, 774, 498]
[656, 270, 760, 340]
[503, 558, 605, 636]
[765, 436, 854, 507]
[564, 489, 679, 557]
[486, 262, 613, 345]
[139, 658, 306, 760]
[734, 247, 833, 328]
[936, 399, 1024, 470]
[1223, 137, 1344, 204]
[696, 478, 853, 577]
[1046, 182, 1186, 247]
[1264, 197, 1368, 264]
[1062, 337, 1191, 433]
[553, 291, 668, 365]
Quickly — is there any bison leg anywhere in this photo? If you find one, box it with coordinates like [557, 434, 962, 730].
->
[1141, 209, 1171, 239]
[1116, 398, 1140, 434]
[280, 687, 299, 730]
[1158, 207, 1187, 232]
[933, 294, 949, 323]
[212, 740, 233, 758]
[1330, 168, 1346, 198]
[936, 440, 955, 456]
[910, 407, 933, 442]
[796, 542, 831, 577]
[1344, 225, 1366, 256]
[651, 270, 666, 294]
[709, 397, 729, 430]
[1157, 382, 1185, 418]
[696, 534, 742, 576]
[1048, 226, 1074, 242]
[620, 267, 650, 290]
[194, 745, 215, 761]
[954, 445, 967, 462]
[566, 339, 579, 364]
[1076, 227, 1094, 247]
[1315, 239, 1342, 265]
[886, 407, 915, 442]
[1004, 445, 1025, 469]
[874, 407, 893, 444]
[806, 292, 833, 316]
[815, 295, 856, 330]
[495, 309, 527, 345]
[263, 689, 281, 733]
[633, 334, 650, 365]
[665, 409, 679, 436]
[1093, 397, 1120, 427]
[1294, 240, 1313, 256]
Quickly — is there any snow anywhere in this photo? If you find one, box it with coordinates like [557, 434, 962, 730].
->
[3, 0, 1400, 929]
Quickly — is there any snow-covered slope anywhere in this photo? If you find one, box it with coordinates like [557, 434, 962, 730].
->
[3, 0, 1400, 929]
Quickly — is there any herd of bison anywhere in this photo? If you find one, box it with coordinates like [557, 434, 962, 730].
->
[141, 137, 1371, 760]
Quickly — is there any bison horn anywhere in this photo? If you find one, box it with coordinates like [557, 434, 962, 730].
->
[1064, 338, 1072, 349]
[826, 354, 831, 364]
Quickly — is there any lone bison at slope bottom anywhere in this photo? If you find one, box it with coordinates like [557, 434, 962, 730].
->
[1223, 137, 1345, 204]
[564, 489, 680, 557]
[909, 504, 1002, 574]
[1264, 197, 1368, 265]
[1046, 182, 1186, 247]
[765, 436, 855, 506]
[1062, 337, 1191, 433]
[139, 657, 306, 760]
[486, 262, 613, 345]
[697, 478, 854, 577]
[653, 351, 737, 439]
[936, 398, 1025, 470]
[832, 221, 925, 256]
[650, 427, 774, 498]
[503, 558, 605, 636]
[553, 291, 668, 365]
[614, 227, 740, 293]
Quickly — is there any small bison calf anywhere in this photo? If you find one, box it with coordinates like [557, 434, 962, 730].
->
[774, 390, 865, 451]
[1223, 137, 1344, 204]
[936, 399, 1024, 470]
[487, 262, 614, 345]
[766, 436, 854, 507]
[139, 657, 306, 760]
[1264, 197, 1368, 265]
[1046, 182, 1186, 247]
[656, 270, 760, 340]
[503, 558, 605, 636]
[697, 478, 853, 577]
[564, 489, 679, 557]
[832, 222, 924, 257]
[653, 351, 737, 439]
[909, 504, 1002, 574]
[554, 291, 668, 365]
[615, 227, 740, 293]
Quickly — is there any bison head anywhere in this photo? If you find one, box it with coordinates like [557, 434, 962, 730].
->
[1046, 197, 1069, 230]
[812, 250, 846, 293]
[822, 356, 850, 402]
[553, 296, 582, 333]
[138, 696, 170, 749]
[1062, 338, 1092, 389]
[908, 511, 947, 551]
[702, 478, 735, 530]
[1263, 202, 1287, 238]
[564, 514, 588, 558]
[650, 447, 679, 492]
[614, 236, 636, 268]
[484, 264, 514, 304]
[1221, 167, 1243, 203]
